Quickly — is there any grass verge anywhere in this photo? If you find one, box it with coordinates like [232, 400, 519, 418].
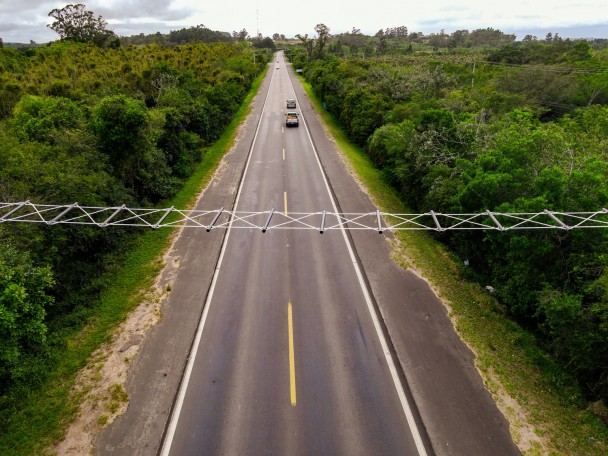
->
[299, 76, 608, 455]
[0, 68, 268, 456]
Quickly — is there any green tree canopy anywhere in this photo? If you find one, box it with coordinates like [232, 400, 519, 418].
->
[0, 246, 53, 386]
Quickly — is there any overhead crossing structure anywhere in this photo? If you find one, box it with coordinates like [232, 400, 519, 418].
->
[2, 201, 608, 233]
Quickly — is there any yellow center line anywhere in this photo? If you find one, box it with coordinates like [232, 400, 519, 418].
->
[284, 192, 288, 215]
[288, 302, 296, 406]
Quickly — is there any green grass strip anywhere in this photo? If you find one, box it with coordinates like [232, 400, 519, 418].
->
[299, 76, 608, 456]
[0, 68, 268, 456]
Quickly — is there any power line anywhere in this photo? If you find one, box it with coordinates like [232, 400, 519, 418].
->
[1, 202, 607, 233]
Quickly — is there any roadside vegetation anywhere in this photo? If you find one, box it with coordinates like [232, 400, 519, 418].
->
[287, 25, 608, 454]
[0, 35, 270, 453]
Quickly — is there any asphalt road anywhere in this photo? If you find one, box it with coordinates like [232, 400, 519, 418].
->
[160, 53, 426, 456]
[96, 52, 520, 456]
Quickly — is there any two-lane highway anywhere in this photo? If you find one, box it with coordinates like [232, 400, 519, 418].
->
[160, 53, 428, 455]
[97, 51, 520, 456]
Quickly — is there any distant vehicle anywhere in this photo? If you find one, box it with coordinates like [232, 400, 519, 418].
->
[285, 112, 299, 127]
[286, 98, 296, 109]
[276, 65, 280, 69]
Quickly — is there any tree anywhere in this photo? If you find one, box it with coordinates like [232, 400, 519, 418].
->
[11, 95, 86, 145]
[91, 94, 176, 202]
[328, 40, 344, 56]
[449, 29, 469, 48]
[232, 28, 249, 41]
[47, 3, 116, 45]
[314, 23, 331, 58]
[252, 36, 275, 49]
[428, 29, 449, 48]
[0, 245, 54, 386]
[409, 32, 422, 42]
[295, 33, 315, 59]
[377, 35, 388, 54]
[90, 95, 152, 183]
[395, 26, 408, 38]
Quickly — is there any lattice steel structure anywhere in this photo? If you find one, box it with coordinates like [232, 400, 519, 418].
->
[1, 202, 608, 233]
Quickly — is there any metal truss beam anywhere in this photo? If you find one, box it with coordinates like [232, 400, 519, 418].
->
[1, 202, 607, 232]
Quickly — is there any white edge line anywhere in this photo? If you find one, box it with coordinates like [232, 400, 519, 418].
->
[159, 60, 276, 456]
[294, 82, 429, 456]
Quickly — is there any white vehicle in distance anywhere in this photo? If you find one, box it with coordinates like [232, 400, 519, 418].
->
[286, 99, 296, 109]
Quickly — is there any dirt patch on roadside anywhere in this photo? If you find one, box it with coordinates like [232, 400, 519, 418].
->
[48, 243, 174, 456]
[486, 367, 546, 454]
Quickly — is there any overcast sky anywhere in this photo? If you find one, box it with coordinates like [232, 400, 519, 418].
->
[1, 0, 607, 43]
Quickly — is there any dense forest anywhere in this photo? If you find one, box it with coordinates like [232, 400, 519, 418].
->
[287, 31, 608, 405]
[0, 39, 270, 420]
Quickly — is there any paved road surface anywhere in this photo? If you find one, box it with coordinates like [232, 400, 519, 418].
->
[96, 52, 520, 456]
